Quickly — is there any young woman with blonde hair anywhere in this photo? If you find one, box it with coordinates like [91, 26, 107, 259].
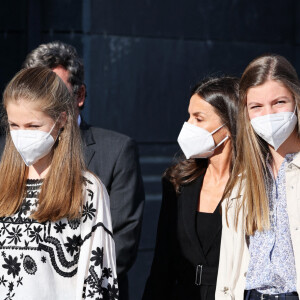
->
[216, 54, 300, 299]
[0, 67, 118, 300]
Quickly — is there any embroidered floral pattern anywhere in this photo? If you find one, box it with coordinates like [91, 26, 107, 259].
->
[90, 247, 104, 267]
[0, 175, 118, 299]
[23, 256, 37, 275]
[54, 221, 67, 233]
[68, 218, 80, 230]
[2, 256, 21, 278]
[64, 234, 82, 256]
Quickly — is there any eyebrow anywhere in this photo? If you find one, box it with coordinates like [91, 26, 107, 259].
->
[247, 101, 261, 107]
[188, 111, 207, 117]
[8, 120, 43, 125]
[247, 96, 293, 106]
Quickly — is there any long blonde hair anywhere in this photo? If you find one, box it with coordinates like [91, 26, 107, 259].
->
[0, 67, 86, 222]
[223, 54, 300, 235]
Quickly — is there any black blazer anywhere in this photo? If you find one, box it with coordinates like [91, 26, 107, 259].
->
[143, 174, 222, 300]
[80, 120, 145, 278]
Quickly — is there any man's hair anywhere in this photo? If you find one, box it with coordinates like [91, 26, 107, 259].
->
[23, 41, 85, 97]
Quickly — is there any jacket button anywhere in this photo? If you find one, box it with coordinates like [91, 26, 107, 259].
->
[244, 272, 247, 277]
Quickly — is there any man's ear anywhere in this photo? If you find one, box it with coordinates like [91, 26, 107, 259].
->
[58, 112, 67, 128]
[77, 85, 86, 108]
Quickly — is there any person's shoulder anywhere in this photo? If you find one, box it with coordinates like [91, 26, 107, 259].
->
[222, 176, 245, 219]
[82, 170, 105, 191]
[82, 170, 110, 205]
[90, 126, 133, 144]
[80, 119, 133, 142]
[81, 171, 113, 232]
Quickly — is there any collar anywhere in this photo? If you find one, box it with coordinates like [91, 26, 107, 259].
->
[266, 152, 298, 166]
[289, 151, 300, 168]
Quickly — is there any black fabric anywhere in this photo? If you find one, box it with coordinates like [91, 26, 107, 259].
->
[142, 173, 222, 300]
[244, 289, 299, 300]
[196, 205, 221, 255]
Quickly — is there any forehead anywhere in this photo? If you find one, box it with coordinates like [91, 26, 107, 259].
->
[6, 100, 49, 121]
[189, 94, 213, 113]
[188, 94, 216, 115]
[247, 80, 293, 103]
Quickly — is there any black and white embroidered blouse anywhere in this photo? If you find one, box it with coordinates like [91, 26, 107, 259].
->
[0, 172, 118, 300]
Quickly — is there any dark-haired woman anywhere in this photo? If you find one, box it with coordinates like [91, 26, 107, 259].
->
[142, 76, 239, 300]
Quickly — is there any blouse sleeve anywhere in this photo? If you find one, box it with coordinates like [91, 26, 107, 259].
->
[76, 172, 118, 300]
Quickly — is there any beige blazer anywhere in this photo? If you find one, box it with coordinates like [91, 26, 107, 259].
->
[215, 152, 300, 299]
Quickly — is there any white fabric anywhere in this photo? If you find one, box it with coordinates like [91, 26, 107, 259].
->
[177, 122, 228, 159]
[250, 110, 297, 151]
[215, 152, 300, 299]
[0, 171, 118, 300]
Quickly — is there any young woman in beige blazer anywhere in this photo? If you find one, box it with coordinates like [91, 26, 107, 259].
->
[216, 54, 300, 300]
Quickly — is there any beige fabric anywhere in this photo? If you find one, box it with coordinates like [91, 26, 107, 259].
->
[215, 152, 300, 299]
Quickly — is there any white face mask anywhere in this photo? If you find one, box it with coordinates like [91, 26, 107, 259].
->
[250, 107, 297, 151]
[10, 122, 58, 166]
[177, 122, 229, 159]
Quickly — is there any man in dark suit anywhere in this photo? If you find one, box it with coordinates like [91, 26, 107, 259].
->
[22, 41, 145, 300]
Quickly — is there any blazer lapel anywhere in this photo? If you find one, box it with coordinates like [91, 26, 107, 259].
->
[80, 119, 96, 167]
[179, 175, 208, 265]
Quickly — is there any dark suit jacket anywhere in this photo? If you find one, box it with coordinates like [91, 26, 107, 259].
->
[143, 174, 222, 300]
[80, 120, 145, 279]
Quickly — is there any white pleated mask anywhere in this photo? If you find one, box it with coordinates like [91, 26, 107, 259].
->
[177, 122, 228, 159]
[250, 107, 297, 151]
[10, 122, 58, 166]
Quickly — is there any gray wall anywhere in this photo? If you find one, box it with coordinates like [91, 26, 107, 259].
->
[1, 1, 300, 299]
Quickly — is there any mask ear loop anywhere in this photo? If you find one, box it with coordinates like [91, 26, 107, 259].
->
[44, 115, 61, 141]
[290, 104, 297, 120]
[210, 123, 226, 135]
[210, 123, 229, 150]
[212, 135, 229, 151]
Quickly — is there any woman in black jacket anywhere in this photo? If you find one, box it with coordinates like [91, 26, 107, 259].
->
[143, 76, 239, 300]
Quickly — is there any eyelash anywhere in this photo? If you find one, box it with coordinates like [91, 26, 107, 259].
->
[9, 124, 41, 128]
[250, 100, 287, 109]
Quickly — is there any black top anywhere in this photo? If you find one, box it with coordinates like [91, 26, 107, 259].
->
[196, 204, 222, 257]
[143, 174, 222, 300]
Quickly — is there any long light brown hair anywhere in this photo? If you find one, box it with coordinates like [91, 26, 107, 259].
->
[223, 54, 300, 235]
[166, 76, 239, 193]
[0, 67, 86, 222]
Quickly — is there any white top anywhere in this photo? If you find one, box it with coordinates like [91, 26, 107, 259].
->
[0, 171, 118, 300]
